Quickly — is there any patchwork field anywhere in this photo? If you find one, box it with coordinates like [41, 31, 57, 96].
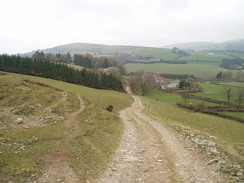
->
[133, 49, 236, 62]
[125, 62, 227, 77]
[196, 82, 242, 103]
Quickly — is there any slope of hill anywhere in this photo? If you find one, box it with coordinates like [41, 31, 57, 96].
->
[0, 72, 133, 182]
[1, 72, 243, 182]
[163, 39, 244, 51]
[23, 43, 161, 57]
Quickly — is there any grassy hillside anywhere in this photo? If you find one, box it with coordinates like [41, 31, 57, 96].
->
[23, 43, 158, 57]
[0, 72, 133, 182]
[11, 73, 132, 113]
[142, 96, 244, 165]
[163, 39, 244, 51]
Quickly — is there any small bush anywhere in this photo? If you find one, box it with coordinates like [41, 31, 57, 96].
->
[106, 105, 113, 112]
[194, 103, 207, 112]
[13, 106, 34, 116]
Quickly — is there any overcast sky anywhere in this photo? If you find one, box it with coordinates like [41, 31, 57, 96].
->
[0, 0, 244, 54]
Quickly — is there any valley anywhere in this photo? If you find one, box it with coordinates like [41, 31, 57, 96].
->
[0, 72, 243, 182]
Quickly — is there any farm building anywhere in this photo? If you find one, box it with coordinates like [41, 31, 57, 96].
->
[153, 74, 164, 83]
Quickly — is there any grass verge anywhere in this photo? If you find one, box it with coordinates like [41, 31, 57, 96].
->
[141, 97, 244, 166]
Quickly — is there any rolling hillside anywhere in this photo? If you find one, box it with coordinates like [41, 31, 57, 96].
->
[0, 72, 133, 182]
[22, 43, 160, 58]
[20, 41, 244, 78]
[163, 39, 244, 51]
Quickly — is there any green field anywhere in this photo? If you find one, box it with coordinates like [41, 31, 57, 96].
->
[150, 90, 220, 106]
[133, 48, 234, 62]
[134, 49, 178, 60]
[125, 62, 227, 77]
[178, 52, 233, 62]
[219, 81, 244, 87]
[196, 82, 242, 104]
[142, 96, 244, 165]
[0, 72, 133, 182]
[150, 87, 244, 119]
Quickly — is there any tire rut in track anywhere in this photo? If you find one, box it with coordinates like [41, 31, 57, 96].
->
[92, 95, 226, 183]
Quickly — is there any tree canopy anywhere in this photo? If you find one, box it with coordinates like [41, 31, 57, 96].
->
[0, 54, 124, 92]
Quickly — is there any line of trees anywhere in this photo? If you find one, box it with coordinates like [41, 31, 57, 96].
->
[220, 58, 244, 70]
[159, 73, 195, 80]
[216, 71, 244, 82]
[128, 71, 156, 96]
[0, 54, 124, 91]
[32, 51, 119, 69]
[33, 51, 72, 64]
[223, 86, 244, 108]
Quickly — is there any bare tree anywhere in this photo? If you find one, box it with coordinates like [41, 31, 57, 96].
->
[236, 88, 244, 108]
[181, 93, 190, 102]
[128, 75, 140, 94]
[128, 71, 156, 96]
[223, 86, 233, 104]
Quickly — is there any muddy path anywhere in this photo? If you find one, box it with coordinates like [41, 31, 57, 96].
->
[92, 95, 226, 183]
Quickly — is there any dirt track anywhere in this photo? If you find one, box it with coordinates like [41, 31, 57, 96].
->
[92, 96, 226, 183]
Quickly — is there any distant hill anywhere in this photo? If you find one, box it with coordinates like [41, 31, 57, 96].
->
[22, 39, 244, 62]
[22, 43, 160, 57]
[163, 39, 244, 51]
[22, 43, 169, 62]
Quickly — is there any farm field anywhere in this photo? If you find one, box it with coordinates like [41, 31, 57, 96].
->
[133, 49, 178, 60]
[150, 89, 243, 119]
[178, 52, 233, 62]
[0, 72, 133, 182]
[219, 81, 244, 87]
[150, 90, 220, 106]
[195, 82, 241, 103]
[125, 62, 227, 77]
[132, 49, 234, 62]
[142, 96, 244, 165]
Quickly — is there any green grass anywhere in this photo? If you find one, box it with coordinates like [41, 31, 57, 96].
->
[68, 99, 124, 181]
[196, 83, 241, 104]
[219, 81, 244, 87]
[125, 63, 228, 77]
[12, 73, 133, 113]
[178, 52, 233, 62]
[150, 91, 220, 106]
[223, 112, 244, 119]
[67, 63, 83, 70]
[0, 72, 133, 182]
[189, 61, 220, 66]
[134, 49, 178, 60]
[142, 96, 244, 164]
[195, 83, 226, 101]
[133, 49, 234, 62]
